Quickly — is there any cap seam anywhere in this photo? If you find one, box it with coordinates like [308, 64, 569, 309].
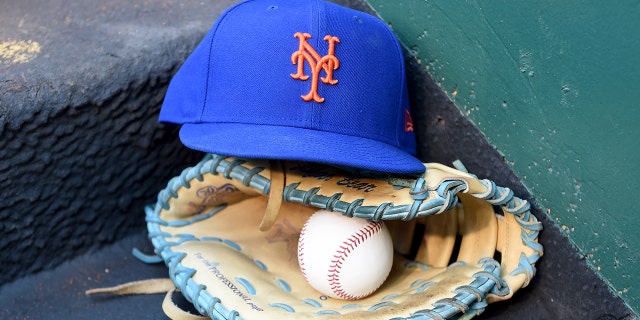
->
[200, 0, 258, 122]
[376, 15, 409, 149]
[311, 0, 322, 127]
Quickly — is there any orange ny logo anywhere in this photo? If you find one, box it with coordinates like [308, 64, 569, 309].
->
[290, 32, 340, 103]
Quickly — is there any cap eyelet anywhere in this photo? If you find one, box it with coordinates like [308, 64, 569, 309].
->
[267, 5, 278, 10]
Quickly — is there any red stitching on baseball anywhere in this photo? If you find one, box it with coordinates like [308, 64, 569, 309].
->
[327, 220, 383, 300]
[298, 221, 310, 283]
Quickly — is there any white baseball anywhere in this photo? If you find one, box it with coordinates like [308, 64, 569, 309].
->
[297, 210, 393, 300]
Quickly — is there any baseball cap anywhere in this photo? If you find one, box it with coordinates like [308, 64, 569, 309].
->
[159, 0, 425, 175]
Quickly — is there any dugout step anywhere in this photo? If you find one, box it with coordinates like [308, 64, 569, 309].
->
[0, 0, 635, 319]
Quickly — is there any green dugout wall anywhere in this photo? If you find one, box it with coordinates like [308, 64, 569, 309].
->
[366, 0, 639, 313]
[0, 0, 637, 318]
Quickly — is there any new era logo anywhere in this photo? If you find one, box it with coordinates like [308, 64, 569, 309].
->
[290, 32, 340, 103]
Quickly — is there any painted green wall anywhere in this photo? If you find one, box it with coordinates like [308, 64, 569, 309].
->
[366, 0, 640, 312]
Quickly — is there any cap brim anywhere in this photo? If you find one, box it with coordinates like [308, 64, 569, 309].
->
[178, 123, 425, 175]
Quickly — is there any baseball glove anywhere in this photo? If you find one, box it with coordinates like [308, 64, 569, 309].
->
[89, 153, 542, 319]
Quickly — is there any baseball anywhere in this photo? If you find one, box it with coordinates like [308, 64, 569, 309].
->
[297, 210, 394, 300]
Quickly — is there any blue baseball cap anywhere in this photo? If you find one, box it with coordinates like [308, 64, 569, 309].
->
[159, 0, 425, 175]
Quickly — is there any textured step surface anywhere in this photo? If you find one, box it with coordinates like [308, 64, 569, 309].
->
[0, 0, 218, 284]
[0, 0, 636, 319]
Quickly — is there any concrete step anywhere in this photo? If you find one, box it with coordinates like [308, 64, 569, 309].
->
[0, 0, 634, 319]
[1, 0, 224, 284]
